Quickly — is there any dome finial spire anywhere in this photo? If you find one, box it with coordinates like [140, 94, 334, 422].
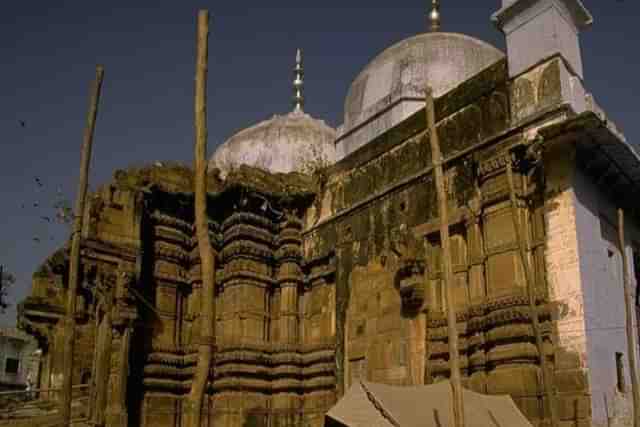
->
[428, 0, 441, 32]
[292, 48, 304, 113]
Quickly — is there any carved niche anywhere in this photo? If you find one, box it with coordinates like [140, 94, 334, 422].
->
[391, 224, 426, 312]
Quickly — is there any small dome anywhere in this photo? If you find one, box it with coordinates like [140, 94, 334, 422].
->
[343, 32, 504, 130]
[210, 110, 336, 178]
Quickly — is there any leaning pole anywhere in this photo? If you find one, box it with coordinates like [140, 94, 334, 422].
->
[618, 208, 640, 427]
[187, 10, 216, 427]
[424, 86, 464, 427]
[61, 65, 104, 426]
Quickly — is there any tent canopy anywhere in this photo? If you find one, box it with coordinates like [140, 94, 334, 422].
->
[325, 381, 533, 427]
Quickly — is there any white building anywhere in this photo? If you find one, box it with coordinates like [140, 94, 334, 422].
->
[0, 327, 40, 391]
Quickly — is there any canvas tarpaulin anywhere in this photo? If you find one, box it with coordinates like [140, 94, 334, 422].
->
[325, 380, 533, 427]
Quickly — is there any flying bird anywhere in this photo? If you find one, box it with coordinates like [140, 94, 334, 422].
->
[19, 120, 26, 128]
[35, 177, 43, 187]
[41, 216, 51, 223]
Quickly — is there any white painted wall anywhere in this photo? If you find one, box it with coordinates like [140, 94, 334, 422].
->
[573, 167, 640, 426]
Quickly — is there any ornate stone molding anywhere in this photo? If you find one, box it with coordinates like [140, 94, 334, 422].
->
[221, 240, 273, 263]
[223, 223, 274, 247]
[151, 211, 193, 234]
[222, 212, 276, 233]
[220, 270, 276, 288]
[276, 231, 302, 247]
[153, 267, 189, 285]
[275, 245, 302, 263]
[477, 152, 515, 178]
[154, 241, 189, 263]
[154, 227, 191, 248]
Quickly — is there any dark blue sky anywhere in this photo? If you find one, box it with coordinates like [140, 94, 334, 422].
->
[1, 1, 638, 325]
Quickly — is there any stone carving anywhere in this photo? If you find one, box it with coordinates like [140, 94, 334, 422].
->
[16, 53, 604, 427]
[390, 224, 426, 312]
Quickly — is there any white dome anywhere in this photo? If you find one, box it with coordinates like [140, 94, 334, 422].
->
[210, 110, 336, 178]
[344, 32, 504, 128]
[336, 32, 504, 159]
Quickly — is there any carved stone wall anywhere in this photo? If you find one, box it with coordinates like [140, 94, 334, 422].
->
[302, 55, 594, 427]
[17, 55, 637, 427]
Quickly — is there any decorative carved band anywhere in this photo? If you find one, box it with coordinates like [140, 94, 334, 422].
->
[221, 270, 276, 288]
[221, 240, 273, 263]
[275, 246, 302, 262]
[151, 211, 193, 234]
[477, 152, 515, 177]
[154, 241, 189, 263]
[223, 224, 274, 247]
[222, 212, 276, 233]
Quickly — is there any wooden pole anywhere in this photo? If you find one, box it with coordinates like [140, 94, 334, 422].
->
[61, 64, 104, 426]
[605, 393, 611, 427]
[424, 86, 464, 427]
[187, 10, 216, 427]
[617, 208, 640, 427]
[505, 160, 557, 427]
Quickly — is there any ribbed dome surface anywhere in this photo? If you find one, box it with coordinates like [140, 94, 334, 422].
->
[343, 32, 504, 129]
[210, 110, 336, 178]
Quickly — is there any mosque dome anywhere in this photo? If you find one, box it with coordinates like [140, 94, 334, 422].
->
[210, 50, 336, 178]
[342, 31, 505, 131]
[335, 2, 505, 159]
[211, 111, 336, 178]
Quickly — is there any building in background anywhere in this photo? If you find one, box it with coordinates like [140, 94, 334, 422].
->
[0, 327, 40, 391]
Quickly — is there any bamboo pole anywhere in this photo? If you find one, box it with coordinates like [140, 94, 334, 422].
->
[505, 159, 557, 427]
[61, 65, 104, 426]
[605, 393, 612, 427]
[187, 10, 216, 427]
[617, 208, 640, 427]
[424, 86, 464, 427]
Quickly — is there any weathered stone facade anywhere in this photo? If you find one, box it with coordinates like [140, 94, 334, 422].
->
[0, 328, 40, 391]
[15, 1, 640, 427]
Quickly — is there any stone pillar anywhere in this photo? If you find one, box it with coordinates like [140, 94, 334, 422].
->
[104, 326, 132, 427]
[40, 350, 50, 390]
[465, 204, 488, 393]
[335, 240, 354, 398]
[279, 284, 299, 344]
[477, 152, 545, 422]
[104, 265, 138, 427]
[276, 213, 303, 345]
[272, 213, 304, 424]
[271, 287, 282, 342]
[50, 324, 66, 399]
[91, 311, 112, 426]
[221, 209, 274, 347]
[466, 210, 485, 304]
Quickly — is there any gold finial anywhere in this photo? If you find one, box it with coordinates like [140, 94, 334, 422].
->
[429, 0, 441, 32]
[292, 48, 304, 113]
